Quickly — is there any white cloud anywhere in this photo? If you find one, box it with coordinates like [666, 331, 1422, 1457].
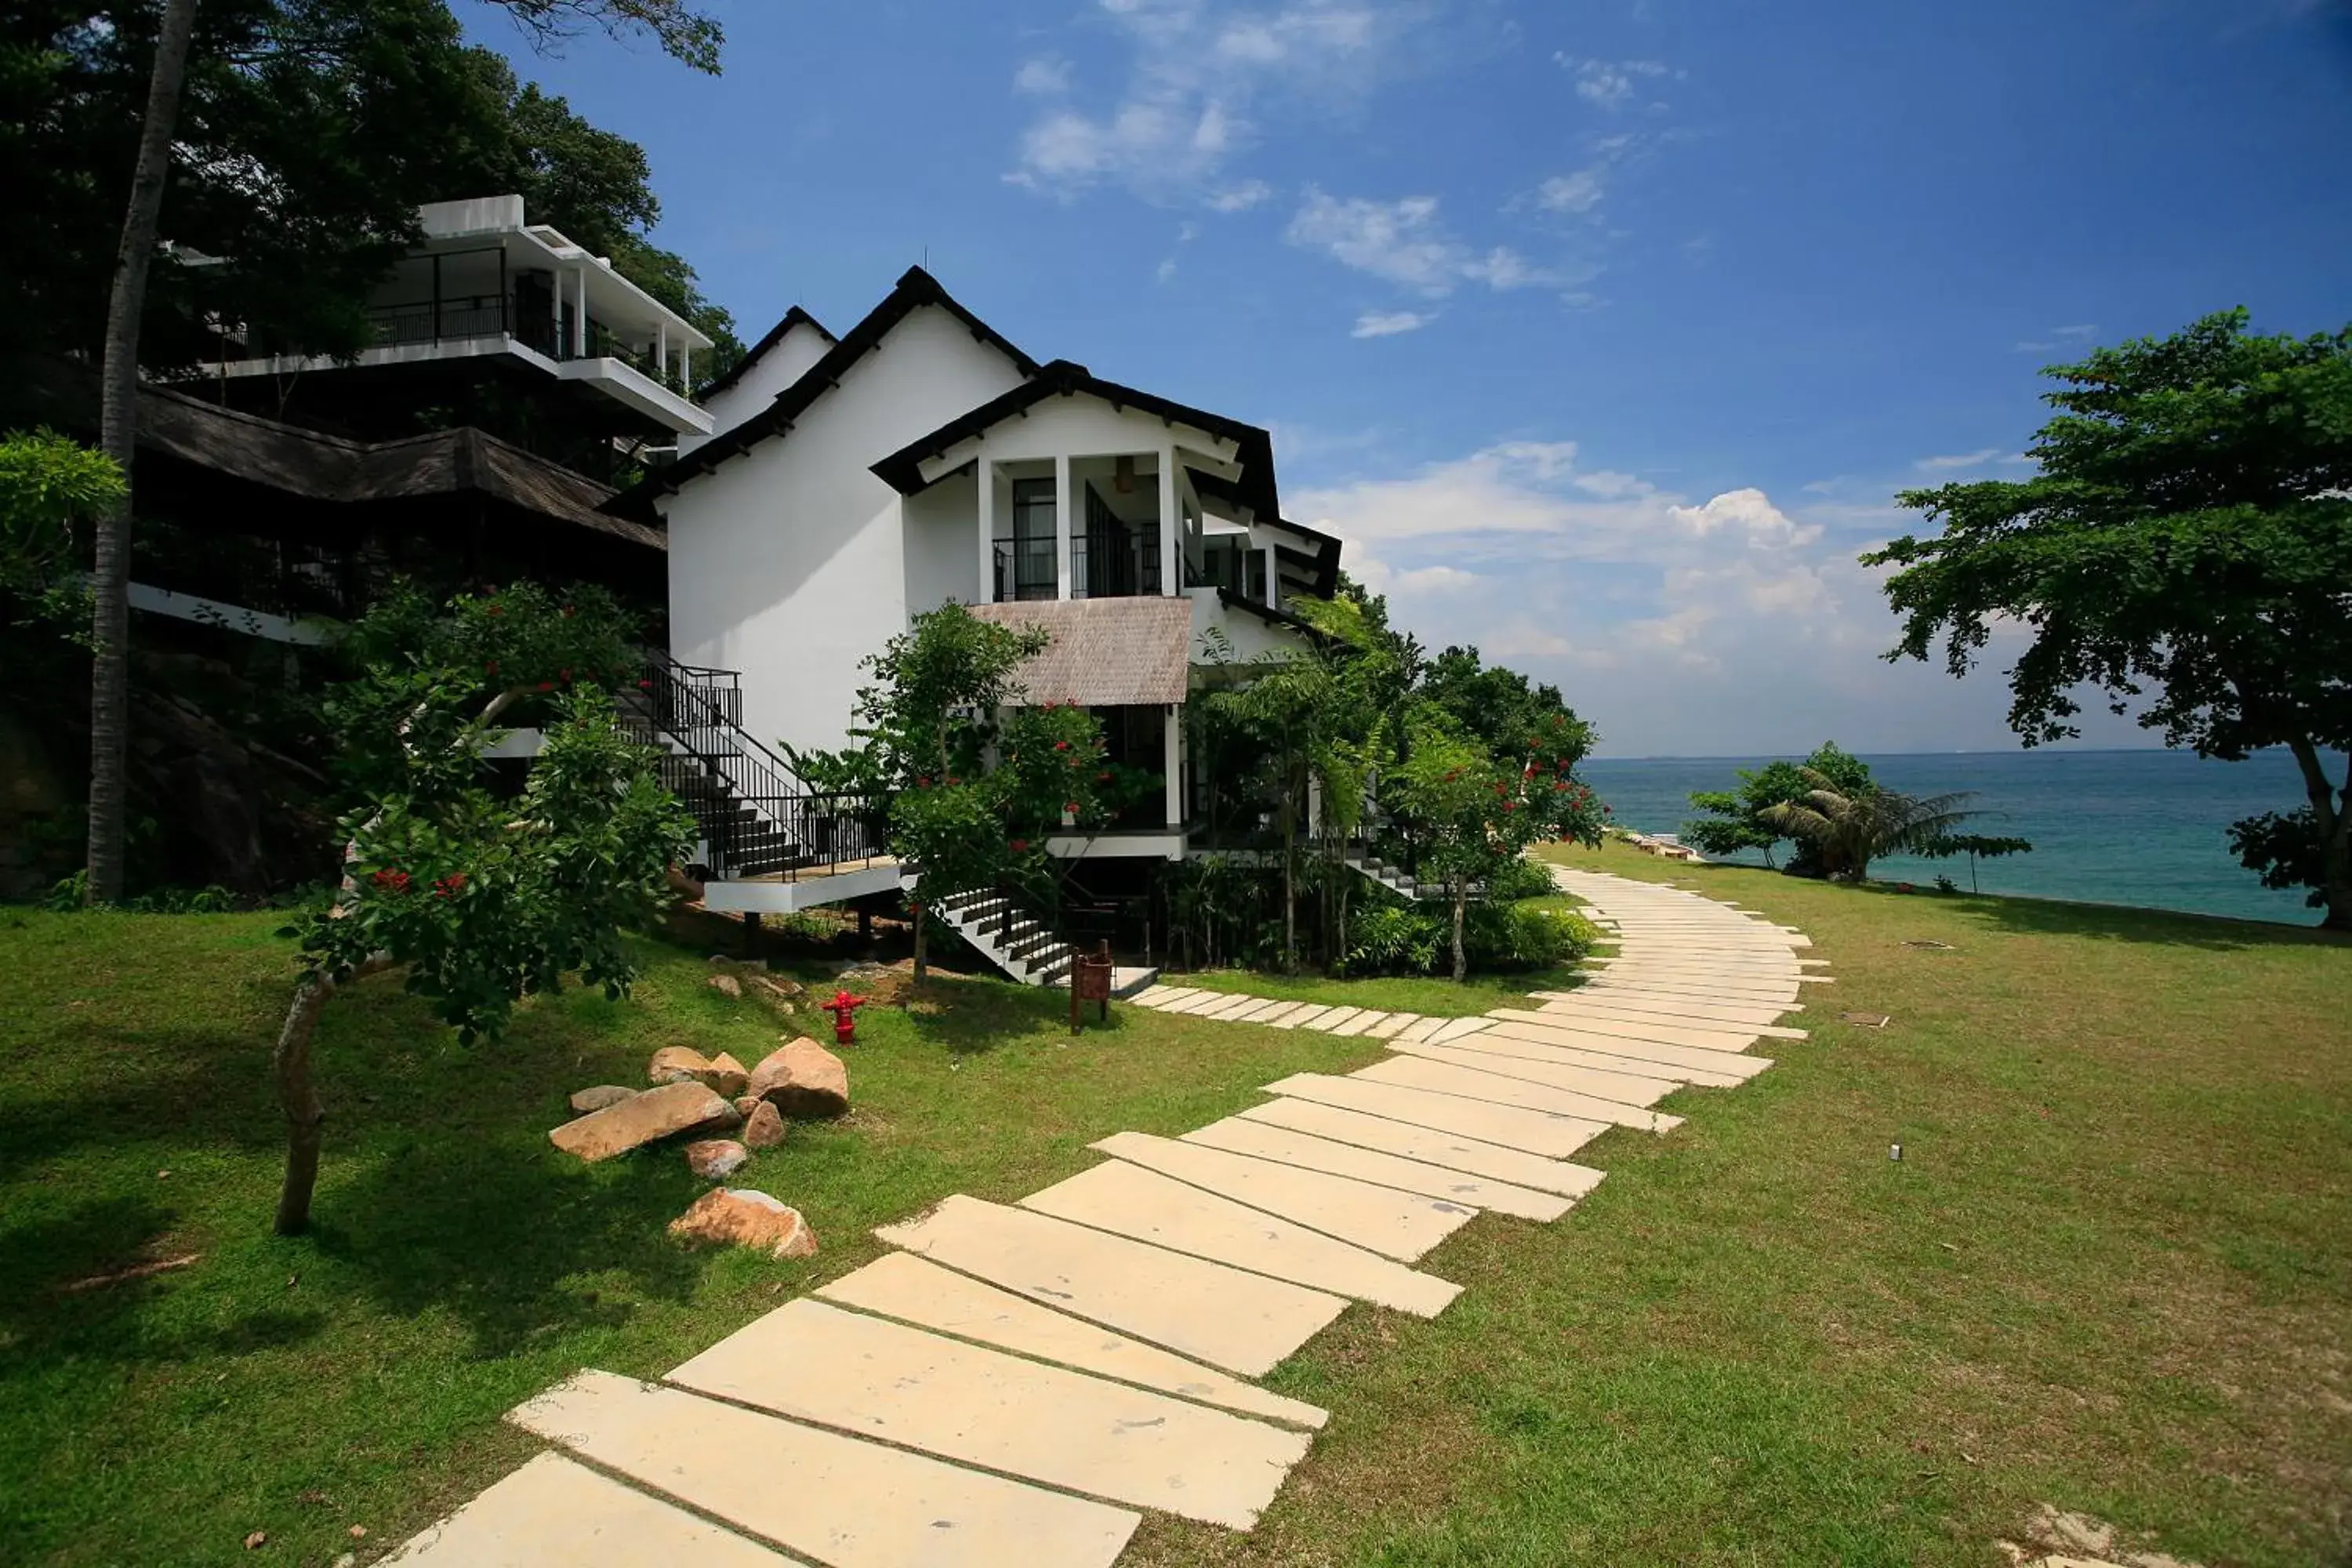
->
[1287, 190, 1555, 296]
[1351, 309, 1434, 338]
[1667, 487, 1822, 549]
[1008, 1, 1425, 206]
[1535, 169, 1604, 213]
[1555, 54, 1669, 110]
[2013, 322, 2100, 354]
[1013, 56, 1071, 95]
[1156, 256, 1178, 283]
[1914, 448, 2003, 470]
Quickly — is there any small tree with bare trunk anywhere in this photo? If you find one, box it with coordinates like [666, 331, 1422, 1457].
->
[270, 585, 692, 1234]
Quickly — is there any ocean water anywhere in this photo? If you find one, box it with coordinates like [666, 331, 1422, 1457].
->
[1579, 749, 2327, 926]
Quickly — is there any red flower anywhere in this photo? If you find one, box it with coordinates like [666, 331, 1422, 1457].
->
[1054, 740, 1070, 752]
[1554, 781, 1567, 792]
[1010, 839, 1029, 852]
[916, 775, 932, 788]
[637, 678, 653, 690]
[433, 872, 468, 899]
[370, 868, 412, 895]
[1502, 801, 1518, 812]
[1602, 805, 1613, 816]
[536, 681, 555, 692]
[1064, 801, 1079, 814]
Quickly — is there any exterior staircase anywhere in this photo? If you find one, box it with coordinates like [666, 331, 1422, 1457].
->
[623, 656, 887, 887]
[1344, 850, 1476, 902]
[932, 888, 1082, 986]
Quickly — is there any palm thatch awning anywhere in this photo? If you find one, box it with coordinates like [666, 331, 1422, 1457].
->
[968, 597, 1192, 707]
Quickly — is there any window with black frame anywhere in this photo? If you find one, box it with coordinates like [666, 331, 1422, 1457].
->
[996, 477, 1060, 601]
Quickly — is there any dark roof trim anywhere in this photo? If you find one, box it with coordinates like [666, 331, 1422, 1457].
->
[1217, 587, 1328, 640]
[609, 267, 1041, 517]
[696, 304, 834, 401]
[872, 359, 1269, 497]
[1189, 465, 1338, 597]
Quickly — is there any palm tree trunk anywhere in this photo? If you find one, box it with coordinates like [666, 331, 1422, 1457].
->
[912, 899, 929, 980]
[86, 0, 201, 906]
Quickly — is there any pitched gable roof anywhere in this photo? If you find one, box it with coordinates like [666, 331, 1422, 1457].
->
[696, 304, 834, 401]
[1189, 466, 1342, 600]
[869, 359, 1271, 500]
[609, 267, 1040, 517]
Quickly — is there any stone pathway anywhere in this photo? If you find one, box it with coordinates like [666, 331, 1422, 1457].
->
[382, 866, 1820, 1567]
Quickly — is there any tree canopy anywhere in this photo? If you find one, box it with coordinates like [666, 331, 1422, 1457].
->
[1866, 311, 2352, 927]
[1, 0, 741, 384]
[1682, 742, 1873, 868]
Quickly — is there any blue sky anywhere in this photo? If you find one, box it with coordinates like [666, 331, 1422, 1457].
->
[478, 0, 2352, 756]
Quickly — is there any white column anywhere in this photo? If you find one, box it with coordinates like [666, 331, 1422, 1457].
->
[1163, 705, 1183, 829]
[975, 458, 996, 602]
[657, 320, 667, 380]
[1054, 453, 1074, 600]
[681, 343, 691, 387]
[573, 268, 587, 358]
[1261, 545, 1279, 607]
[1157, 445, 1178, 594]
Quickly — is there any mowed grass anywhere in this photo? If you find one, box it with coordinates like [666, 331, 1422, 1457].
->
[1126, 841, 2352, 1568]
[0, 909, 1389, 1567]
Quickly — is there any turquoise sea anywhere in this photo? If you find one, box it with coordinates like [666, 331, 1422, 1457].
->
[1579, 749, 2327, 926]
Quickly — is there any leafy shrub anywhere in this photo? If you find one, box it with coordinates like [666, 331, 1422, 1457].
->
[1344, 903, 1443, 975]
[1483, 856, 1558, 902]
[1466, 902, 1602, 971]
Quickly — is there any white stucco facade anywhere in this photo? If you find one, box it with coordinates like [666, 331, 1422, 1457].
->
[655, 270, 1340, 858]
[662, 303, 1029, 755]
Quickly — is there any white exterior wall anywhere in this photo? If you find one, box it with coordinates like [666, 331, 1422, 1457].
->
[688, 321, 837, 452]
[662, 305, 1029, 757]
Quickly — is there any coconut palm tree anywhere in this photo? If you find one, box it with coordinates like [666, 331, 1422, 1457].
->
[1758, 768, 1981, 883]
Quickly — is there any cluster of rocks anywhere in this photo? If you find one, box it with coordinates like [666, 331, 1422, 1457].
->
[547, 1036, 848, 1260]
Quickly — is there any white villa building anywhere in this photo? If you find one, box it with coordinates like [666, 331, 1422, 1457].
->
[622, 267, 1342, 949]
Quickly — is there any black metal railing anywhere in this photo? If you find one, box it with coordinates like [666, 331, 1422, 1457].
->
[633, 654, 889, 883]
[365, 296, 509, 348]
[1071, 527, 1162, 599]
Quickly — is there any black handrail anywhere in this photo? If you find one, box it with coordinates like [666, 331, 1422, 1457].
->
[634, 652, 891, 883]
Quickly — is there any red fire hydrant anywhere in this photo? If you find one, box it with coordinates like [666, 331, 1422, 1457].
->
[822, 989, 868, 1047]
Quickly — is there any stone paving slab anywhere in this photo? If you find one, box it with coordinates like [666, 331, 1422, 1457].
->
[1537, 1000, 1807, 1040]
[815, 1253, 1328, 1430]
[1577, 969, 1802, 998]
[1578, 975, 1800, 1007]
[1261, 1073, 1610, 1160]
[1385, 1038, 1682, 1106]
[1479, 1018, 1773, 1081]
[1429, 1017, 1495, 1044]
[1533, 991, 1803, 1028]
[1270, 1004, 1336, 1030]
[1194, 994, 1261, 1020]
[1255, 1001, 1317, 1027]
[1184, 1116, 1574, 1222]
[1584, 958, 1802, 982]
[666, 1300, 1309, 1531]
[1232, 998, 1296, 1022]
[1162, 991, 1236, 1015]
[1355, 1054, 1683, 1133]
[1019, 1159, 1461, 1317]
[1484, 1006, 1767, 1054]
[1239, 1098, 1606, 1196]
[1365, 1013, 1420, 1040]
[380, 1452, 805, 1567]
[1302, 1006, 1364, 1033]
[1094, 1131, 1476, 1262]
[1439, 1025, 1750, 1089]
[1393, 1016, 1446, 1044]
[510, 1370, 1140, 1568]
[876, 1195, 1346, 1377]
[1330, 1010, 1389, 1037]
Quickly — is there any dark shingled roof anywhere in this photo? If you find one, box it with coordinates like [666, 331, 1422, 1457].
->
[7, 358, 659, 549]
[968, 597, 1196, 707]
[611, 267, 1043, 518]
[1189, 467, 1342, 600]
[695, 303, 834, 402]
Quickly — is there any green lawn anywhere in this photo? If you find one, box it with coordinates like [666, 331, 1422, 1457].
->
[6, 847, 2348, 1567]
[0, 909, 1388, 1567]
[1125, 841, 2352, 1568]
